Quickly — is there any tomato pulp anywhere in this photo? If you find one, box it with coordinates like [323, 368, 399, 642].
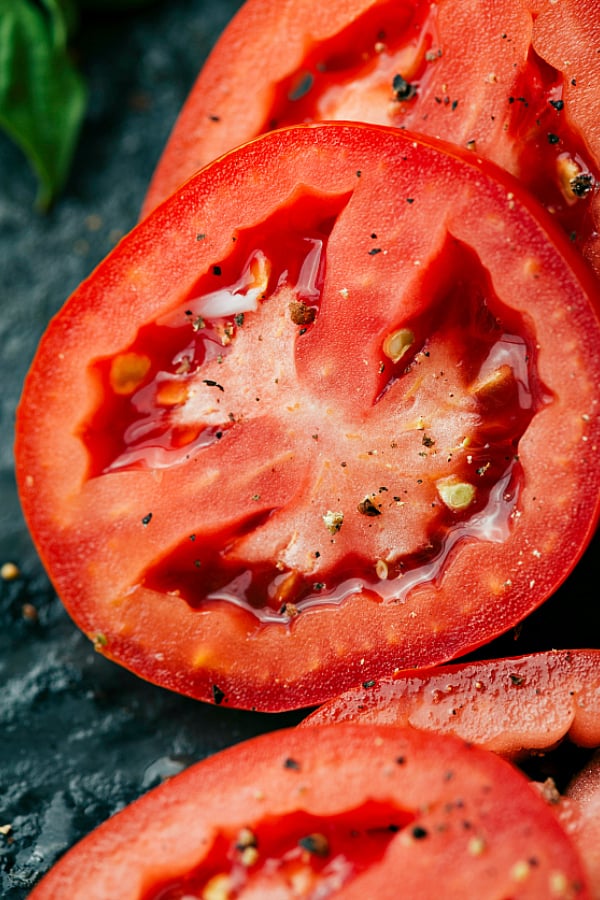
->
[16, 123, 600, 710]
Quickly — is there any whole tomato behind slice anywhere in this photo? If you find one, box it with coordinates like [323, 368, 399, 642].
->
[15, 123, 600, 710]
[27, 724, 592, 899]
[142, 0, 600, 279]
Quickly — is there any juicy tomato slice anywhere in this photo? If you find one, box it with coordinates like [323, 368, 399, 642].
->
[15, 123, 600, 711]
[302, 649, 600, 756]
[27, 724, 592, 899]
[142, 0, 600, 277]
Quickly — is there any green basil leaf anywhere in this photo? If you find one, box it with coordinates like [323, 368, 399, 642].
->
[0, 0, 86, 209]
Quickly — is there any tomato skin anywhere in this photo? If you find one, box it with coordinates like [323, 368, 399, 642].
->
[142, 0, 600, 278]
[15, 123, 600, 711]
[561, 752, 600, 895]
[27, 724, 591, 899]
[302, 649, 600, 756]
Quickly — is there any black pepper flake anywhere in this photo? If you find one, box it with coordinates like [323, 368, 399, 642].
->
[298, 833, 329, 857]
[141, 512, 152, 525]
[212, 684, 225, 705]
[213, 265, 222, 275]
[368, 247, 382, 255]
[196, 233, 206, 241]
[396, 756, 406, 765]
[289, 300, 316, 325]
[203, 379, 224, 391]
[550, 99, 564, 111]
[509, 673, 524, 685]
[283, 757, 301, 770]
[235, 829, 258, 851]
[357, 497, 381, 516]
[208, 114, 221, 122]
[451, 99, 458, 110]
[411, 826, 429, 840]
[362, 680, 376, 688]
[392, 73, 417, 101]
[570, 173, 594, 198]
[406, 197, 415, 204]
[547, 132, 560, 144]
[189, 534, 196, 541]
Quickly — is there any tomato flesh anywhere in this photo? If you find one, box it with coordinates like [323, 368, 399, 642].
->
[142, 0, 600, 277]
[302, 649, 600, 755]
[82, 193, 544, 624]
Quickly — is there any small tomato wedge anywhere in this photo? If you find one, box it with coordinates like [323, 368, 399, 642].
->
[15, 123, 600, 710]
[302, 649, 600, 756]
[27, 724, 592, 899]
[142, 0, 600, 277]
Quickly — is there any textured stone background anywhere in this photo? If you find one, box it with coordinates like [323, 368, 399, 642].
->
[0, 2, 597, 896]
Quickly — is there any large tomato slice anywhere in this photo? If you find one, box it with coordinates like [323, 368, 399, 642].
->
[302, 649, 600, 755]
[15, 123, 600, 711]
[142, 0, 600, 277]
[27, 724, 591, 899]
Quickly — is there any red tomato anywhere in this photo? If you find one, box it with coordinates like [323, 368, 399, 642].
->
[560, 752, 600, 895]
[142, 0, 600, 278]
[15, 123, 600, 711]
[27, 724, 591, 899]
[302, 649, 600, 756]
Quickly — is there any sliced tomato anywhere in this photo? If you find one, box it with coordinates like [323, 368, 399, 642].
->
[15, 123, 600, 710]
[27, 724, 591, 899]
[302, 650, 600, 756]
[141, 0, 600, 278]
[560, 752, 600, 895]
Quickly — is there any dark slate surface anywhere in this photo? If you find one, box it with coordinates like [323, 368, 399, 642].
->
[0, 2, 598, 897]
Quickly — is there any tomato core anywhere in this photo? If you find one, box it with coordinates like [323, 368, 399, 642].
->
[79, 189, 549, 625]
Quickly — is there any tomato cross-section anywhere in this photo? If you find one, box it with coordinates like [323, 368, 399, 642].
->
[27, 725, 592, 899]
[16, 123, 600, 710]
